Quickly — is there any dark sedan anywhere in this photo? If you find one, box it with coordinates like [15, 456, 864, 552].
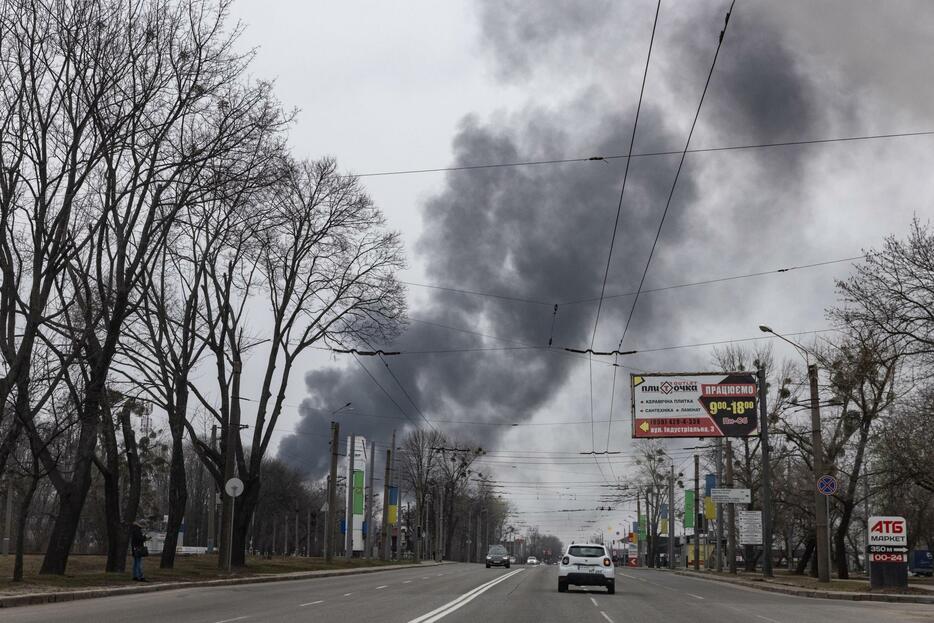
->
[485, 544, 511, 568]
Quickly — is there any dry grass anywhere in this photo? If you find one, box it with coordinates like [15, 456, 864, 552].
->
[0, 554, 407, 595]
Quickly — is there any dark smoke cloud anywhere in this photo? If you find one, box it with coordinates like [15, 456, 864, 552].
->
[279, 1, 842, 477]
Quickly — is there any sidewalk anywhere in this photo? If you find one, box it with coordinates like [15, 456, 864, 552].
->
[669, 568, 934, 604]
[0, 560, 443, 609]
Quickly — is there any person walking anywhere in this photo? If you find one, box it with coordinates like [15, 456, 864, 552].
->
[130, 520, 150, 581]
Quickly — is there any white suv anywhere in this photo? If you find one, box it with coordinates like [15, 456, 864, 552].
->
[558, 543, 615, 594]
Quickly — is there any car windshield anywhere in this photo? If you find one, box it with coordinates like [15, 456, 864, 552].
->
[488, 546, 507, 555]
[568, 546, 605, 558]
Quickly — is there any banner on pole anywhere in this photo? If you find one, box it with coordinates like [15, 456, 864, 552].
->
[684, 491, 695, 529]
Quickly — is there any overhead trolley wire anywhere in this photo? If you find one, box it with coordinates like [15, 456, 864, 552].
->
[353, 130, 934, 178]
[588, 0, 661, 464]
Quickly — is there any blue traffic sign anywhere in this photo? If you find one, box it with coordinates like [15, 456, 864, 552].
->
[817, 474, 837, 496]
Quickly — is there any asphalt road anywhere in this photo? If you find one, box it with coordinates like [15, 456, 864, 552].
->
[3, 564, 932, 623]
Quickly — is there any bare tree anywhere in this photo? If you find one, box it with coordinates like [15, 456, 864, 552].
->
[187, 158, 406, 567]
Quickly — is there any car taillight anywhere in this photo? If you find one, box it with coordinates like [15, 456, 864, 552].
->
[562, 556, 569, 565]
[603, 557, 611, 567]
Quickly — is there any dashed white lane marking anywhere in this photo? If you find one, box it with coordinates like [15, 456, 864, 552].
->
[300, 600, 324, 607]
[403, 580, 413, 584]
[590, 596, 599, 607]
[213, 618, 248, 623]
[422, 576, 431, 579]
[376, 585, 388, 589]
[687, 592, 705, 600]
[757, 616, 782, 623]
[600, 612, 614, 623]
[619, 572, 646, 582]
[343, 592, 353, 597]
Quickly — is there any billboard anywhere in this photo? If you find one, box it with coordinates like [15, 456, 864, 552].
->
[345, 436, 368, 552]
[630, 372, 758, 438]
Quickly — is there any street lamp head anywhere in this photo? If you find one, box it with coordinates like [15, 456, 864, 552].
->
[759, 325, 773, 334]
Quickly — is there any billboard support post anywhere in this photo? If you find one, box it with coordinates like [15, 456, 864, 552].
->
[693, 454, 700, 571]
[758, 365, 774, 577]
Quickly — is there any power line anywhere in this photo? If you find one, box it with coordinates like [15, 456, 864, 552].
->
[617, 0, 735, 352]
[588, 0, 661, 350]
[353, 130, 934, 178]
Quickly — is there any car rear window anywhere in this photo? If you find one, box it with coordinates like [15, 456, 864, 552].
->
[489, 546, 507, 555]
[568, 546, 605, 558]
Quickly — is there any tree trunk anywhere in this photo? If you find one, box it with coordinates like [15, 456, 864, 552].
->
[231, 478, 260, 567]
[160, 395, 188, 569]
[835, 499, 855, 579]
[795, 536, 815, 575]
[12, 474, 38, 582]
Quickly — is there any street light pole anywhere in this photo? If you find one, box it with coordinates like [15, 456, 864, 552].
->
[760, 325, 830, 583]
[810, 363, 831, 583]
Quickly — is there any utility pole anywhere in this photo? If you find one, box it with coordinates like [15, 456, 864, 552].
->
[389, 430, 397, 560]
[715, 438, 724, 572]
[326, 422, 339, 562]
[726, 440, 736, 574]
[345, 434, 356, 561]
[306, 507, 311, 556]
[668, 464, 675, 568]
[466, 510, 472, 563]
[381, 448, 392, 560]
[758, 365, 774, 577]
[694, 454, 700, 571]
[637, 493, 642, 567]
[863, 473, 870, 577]
[207, 424, 217, 554]
[809, 364, 830, 583]
[365, 440, 376, 559]
[294, 510, 299, 555]
[219, 359, 243, 572]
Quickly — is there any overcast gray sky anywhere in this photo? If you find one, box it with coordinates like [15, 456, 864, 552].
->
[216, 0, 934, 543]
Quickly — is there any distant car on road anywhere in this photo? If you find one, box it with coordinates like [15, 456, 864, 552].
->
[486, 544, 511, 568]
[558, 543, 615, 594]
[526, 556, 539, 565]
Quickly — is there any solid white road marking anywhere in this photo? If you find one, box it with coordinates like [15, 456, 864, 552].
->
[213, 618, 248, 623]
[687, 592, 705, 600]
[757, 616, 782, 623]
[376, 585, 388, 589]
[343, 592, 353, 597]
[300, 600, 324, 607]
[403, 580, 413, 584]
[590, 596, 599, 607]
[600, 612, 614, 623]
[407, 569, 524, 623]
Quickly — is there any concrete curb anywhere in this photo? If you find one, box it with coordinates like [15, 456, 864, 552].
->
[670, 569, 934, 604]
[0, 561, 442, 609]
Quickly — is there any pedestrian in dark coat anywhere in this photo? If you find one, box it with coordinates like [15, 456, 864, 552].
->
[130, 520, 149, 581]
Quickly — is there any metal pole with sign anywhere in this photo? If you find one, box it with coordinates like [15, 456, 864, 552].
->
[223, 477, 244, 572]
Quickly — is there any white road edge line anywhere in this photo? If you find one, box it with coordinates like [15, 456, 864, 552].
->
[687, 592, 705, 600]
[600, 611, 614, 623]
[343, 592, 353, 597]
[300, 600, 324, 607]
[213, 618, 248, 623]
[590, 596, 599, 607]
[757, 616, 782, 623]
[376, 585, 388, 589]
[407, 569, 524, 623]
[404, 580, 413, 584]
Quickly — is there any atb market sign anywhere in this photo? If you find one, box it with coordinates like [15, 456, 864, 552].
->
[631, 372, 758, 438]
[868, 516, 908, 563]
